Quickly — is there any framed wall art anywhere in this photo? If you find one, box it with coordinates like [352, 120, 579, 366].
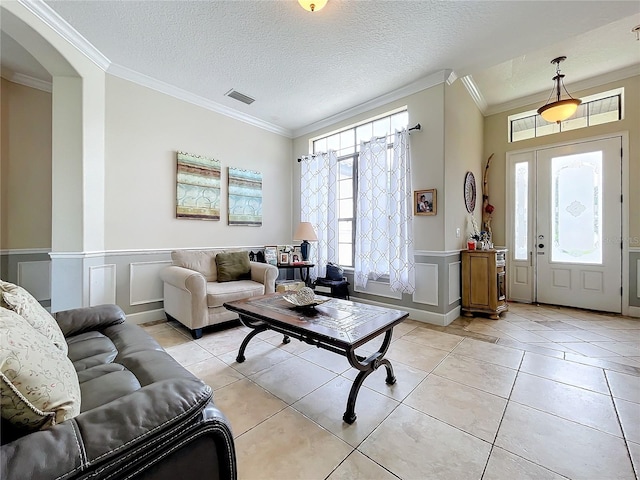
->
[414, 189, 436, 216]
[228, 167, 262, 226]
[176, 152, 221, 220]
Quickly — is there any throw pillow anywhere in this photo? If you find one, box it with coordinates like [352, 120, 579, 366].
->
[0, 307, 81, 431]
[215, 251, 251, 282]
[0, 280, 68, 354]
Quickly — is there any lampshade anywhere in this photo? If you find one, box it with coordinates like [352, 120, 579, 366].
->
[293, 222, 318, 241]
[298, 0, 327, 12]
[537, 56, 581, 124]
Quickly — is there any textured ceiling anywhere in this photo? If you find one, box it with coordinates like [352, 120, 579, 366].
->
[2, 1, 639, 136]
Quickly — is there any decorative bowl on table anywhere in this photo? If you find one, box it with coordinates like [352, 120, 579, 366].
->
[282, 287, 328, 309]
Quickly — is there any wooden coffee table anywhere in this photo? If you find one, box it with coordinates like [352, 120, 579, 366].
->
[223, 293, 408, 424]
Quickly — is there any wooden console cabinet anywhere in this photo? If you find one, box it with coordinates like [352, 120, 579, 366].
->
[461, 249, 508, 319]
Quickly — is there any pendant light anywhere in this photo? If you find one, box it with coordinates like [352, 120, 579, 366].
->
[537, 56, 582, 124]
[298, 0, 327, 12]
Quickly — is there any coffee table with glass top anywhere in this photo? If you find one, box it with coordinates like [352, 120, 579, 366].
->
[223, 293, 408, 424]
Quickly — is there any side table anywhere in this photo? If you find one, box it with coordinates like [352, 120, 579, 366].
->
[277, 263, 314, 287]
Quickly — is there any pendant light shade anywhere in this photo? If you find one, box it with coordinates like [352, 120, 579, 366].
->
[298, 0, 327, 12]
[537, 56, 581, 124]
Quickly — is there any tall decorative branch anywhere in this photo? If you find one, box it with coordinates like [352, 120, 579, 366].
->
[482, 153, 495, 239]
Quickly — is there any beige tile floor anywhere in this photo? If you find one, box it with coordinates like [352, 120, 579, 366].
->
[141, 302, 640, 480]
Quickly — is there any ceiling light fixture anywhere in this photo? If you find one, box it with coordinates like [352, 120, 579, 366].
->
[298, 0, 327, 12]
[537, 56, 582, 124]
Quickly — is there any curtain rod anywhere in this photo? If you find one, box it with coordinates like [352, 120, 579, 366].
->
[297, 123, 421, 162]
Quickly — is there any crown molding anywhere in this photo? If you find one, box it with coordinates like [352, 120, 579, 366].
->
[293, 69, 455, 138]
[445, 70, 458, 86]
[484, 64, 640, 117]
[460, 75, 488, 114]
[107, 64, 292, 138]
[17, 0, 111, 71]
[1, 69, 52, 92]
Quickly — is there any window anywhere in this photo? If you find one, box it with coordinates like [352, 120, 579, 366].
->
[311, 109, 408, 268]
[509, 88, 623, 143]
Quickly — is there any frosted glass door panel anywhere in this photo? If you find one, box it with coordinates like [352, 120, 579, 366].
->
[551, 152, 602, 264]
[514, 162, 529, 261]
[507, 151, 534, 304]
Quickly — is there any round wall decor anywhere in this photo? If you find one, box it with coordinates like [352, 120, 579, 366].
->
[464, 171, 476, 213]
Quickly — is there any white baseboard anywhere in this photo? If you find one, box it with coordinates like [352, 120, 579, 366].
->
[125, 308, 166, 325]
[443, 306, 462, 326]
[352, 297, 459, 326]
[625, 306, 640, 318]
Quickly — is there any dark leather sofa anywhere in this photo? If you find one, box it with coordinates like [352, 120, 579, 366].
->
[1, 304, 236, 480]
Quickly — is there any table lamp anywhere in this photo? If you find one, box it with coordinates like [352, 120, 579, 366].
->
[293, 222, 318, 261]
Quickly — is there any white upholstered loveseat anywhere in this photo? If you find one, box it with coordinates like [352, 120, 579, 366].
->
[160, 249, 278, 339]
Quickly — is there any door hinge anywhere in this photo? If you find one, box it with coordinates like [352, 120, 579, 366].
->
[621, 286, 623, 296]
[621, 147, 623, 158]
[621, 194, 623, 203]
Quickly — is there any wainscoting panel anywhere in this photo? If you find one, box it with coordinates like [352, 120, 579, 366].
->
[130, 260, 172, 305]
[89, 264, 117, 306]
[17, 261, 51, 301]
[448, 261, 461, 305]
[413, 263, 438, 306]
[354, 279, 403, 300]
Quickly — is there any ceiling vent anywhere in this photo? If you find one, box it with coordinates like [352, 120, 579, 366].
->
[225, 89, 255, 105]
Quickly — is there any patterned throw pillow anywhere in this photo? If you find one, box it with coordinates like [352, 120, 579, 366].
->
[0, 280, 68, 354]
[0, 308, 81, 431]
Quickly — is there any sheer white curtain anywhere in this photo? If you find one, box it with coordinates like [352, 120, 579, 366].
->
[355, 137, 388, 289]
[300, 151, 338, 280]
[389, 128, 415, 293]
[355, 130, 414, 292]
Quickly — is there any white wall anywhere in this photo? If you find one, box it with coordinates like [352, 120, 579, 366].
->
[444, 79, 484, 251]
[104, 75, 294, 250]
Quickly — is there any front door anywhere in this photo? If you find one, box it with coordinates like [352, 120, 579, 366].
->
[535, 137, 622, 312]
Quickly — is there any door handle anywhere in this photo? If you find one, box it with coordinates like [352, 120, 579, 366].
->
[538, 243, 544, 248]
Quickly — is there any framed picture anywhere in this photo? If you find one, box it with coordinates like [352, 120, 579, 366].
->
[264, 246, 278, 266]
[291, 246, 303, 264]
[176, 152, 221, 220]
[228, 167, 262, 226]
[415, 189, 436, 216]
[279, 252, 290, 265]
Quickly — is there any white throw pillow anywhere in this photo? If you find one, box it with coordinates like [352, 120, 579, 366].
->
[0, 307, 81, 431]
[0, 280, 68, 354]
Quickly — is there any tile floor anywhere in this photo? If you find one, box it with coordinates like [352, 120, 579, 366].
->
[141, 302, 640, 480]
